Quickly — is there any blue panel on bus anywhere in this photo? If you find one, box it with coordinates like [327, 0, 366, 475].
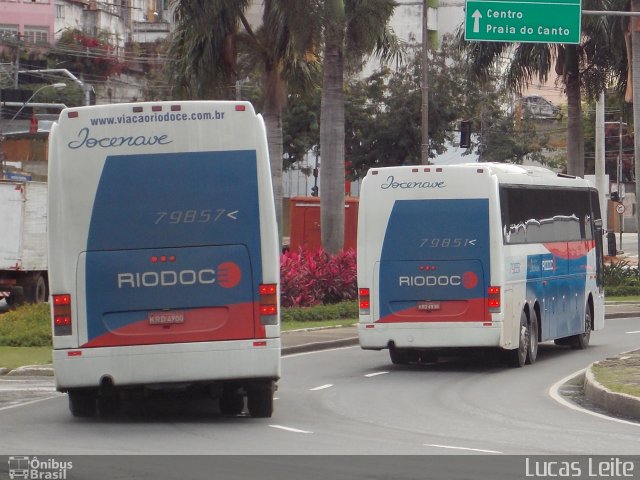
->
[87, 150, 261, 257]
[525, 246, 588, 339]
[84, 150, 263, 345]
[378, 199, 490, 321]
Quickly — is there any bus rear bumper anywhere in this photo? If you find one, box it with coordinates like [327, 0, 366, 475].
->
[53, 338, 281, 390]
[358, 322, 502, 349]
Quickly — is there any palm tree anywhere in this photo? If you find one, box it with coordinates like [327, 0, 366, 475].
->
[320, 0, 401, 254]
[167, 0, 321, 244]
[458, 0, 626, 177]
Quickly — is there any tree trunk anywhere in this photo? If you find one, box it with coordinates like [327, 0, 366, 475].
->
[632, 0, 640, 255]
[263, 109, 284, 248]
[263, 65, 285, 245]
[565, 44, 584, 177]
[320, 0, 346, 254]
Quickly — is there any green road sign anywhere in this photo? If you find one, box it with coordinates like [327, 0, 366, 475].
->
[465, 0, 582, 44]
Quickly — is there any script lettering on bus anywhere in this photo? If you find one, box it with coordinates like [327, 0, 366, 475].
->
[380, 175, 445, 190]
[67, 127, 172, 149]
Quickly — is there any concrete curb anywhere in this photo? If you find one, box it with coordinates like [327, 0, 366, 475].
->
[6, 365, 54, 377]
[282, 337, 359, 356]
[583, 364, 640, 421]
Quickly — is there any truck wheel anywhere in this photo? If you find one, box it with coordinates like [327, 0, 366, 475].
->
[68, 390, 97, 418]
[247, 384, 274, 418]
[25, 274, 47, 304]
[5, 294, 25, 307]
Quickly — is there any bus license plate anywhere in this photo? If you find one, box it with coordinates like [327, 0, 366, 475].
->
[417, 301, 440, 312]
[149, 311, 185, 325]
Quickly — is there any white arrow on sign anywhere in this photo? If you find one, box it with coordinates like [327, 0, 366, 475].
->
[472, 10, 483, 33]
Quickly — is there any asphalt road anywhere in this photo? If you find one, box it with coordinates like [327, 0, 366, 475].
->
[0, 317, 639, 457]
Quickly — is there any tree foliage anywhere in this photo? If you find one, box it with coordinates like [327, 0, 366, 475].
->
[52, 28, 122, 81]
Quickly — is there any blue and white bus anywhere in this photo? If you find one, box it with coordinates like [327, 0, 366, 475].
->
[48, 101, 280, 416]
[357, 163, 604, 367]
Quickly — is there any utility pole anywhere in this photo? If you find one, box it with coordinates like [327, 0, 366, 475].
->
[420, 0, 429, 165]
[595, 93, 607, 231]
[14, 33, 21, 89]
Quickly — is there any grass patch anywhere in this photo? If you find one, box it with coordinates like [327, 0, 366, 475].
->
[592, 362, 640, 397]
[606, 296, 640, 303]
[0, 346, 52, 370]
[0, 303, 51, 347]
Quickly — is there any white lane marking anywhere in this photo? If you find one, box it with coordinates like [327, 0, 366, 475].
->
[626, 330, 640, 334]
[549, 368, 640, 428]
[310, 384, 333, 391]
[365, 371, 389, 378]
[269, 425, 313, 434]
[424, 443, 502, 454]
[0, 395, 61, 412]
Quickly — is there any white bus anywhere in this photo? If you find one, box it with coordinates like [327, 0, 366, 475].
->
[48, 101, 280, 417]
[357, 163, 604, 367]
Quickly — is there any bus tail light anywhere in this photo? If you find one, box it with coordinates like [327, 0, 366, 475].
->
[488, 286, 501, 313]
[259, 283, 278, 325]
[359, 288, 370, 315]
[53, 294, 72, 336]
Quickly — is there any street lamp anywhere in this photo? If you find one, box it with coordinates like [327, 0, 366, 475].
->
[5, 82, 66, 128]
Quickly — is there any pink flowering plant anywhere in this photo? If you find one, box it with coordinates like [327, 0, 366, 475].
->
[280, 248, 357, 307]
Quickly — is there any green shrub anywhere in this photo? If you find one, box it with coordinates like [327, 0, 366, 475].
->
[0, 303, 51, 347]
[605, 285, 640, 297]
[282, 301, 357, 323]
[603, 261, 640, 287]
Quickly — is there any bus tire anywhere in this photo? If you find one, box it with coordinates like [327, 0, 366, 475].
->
[220, 393, 245, 416]
[97, 394, 120, 417]
[526, 309, 539, 365]
[68, 390, 97, 418]
[507, 310, 529, 368]
[389, 345, 418, 365]
[247, 384, 274, 418]
[570, 304, 592, 350]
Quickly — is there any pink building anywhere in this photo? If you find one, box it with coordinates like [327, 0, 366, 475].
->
[0, 0, 55, 46]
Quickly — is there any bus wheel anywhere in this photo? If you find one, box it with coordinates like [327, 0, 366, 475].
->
[507, 310, 529, 368]
[247, 383, 274, 418]
[220, 393, 245, 416]
[571, 305, 592, 350]
[389, 345, 418, 365]
[526, 309, 539, 365]
[68, 390, 97, 418]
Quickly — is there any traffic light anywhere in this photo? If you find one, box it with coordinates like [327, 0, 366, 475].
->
[460, 120, 471, 148]
[610, 191, 620, 202]
[311, 185, 319, 197]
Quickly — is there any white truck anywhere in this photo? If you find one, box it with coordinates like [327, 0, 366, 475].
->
[0, 180, 48, 305]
